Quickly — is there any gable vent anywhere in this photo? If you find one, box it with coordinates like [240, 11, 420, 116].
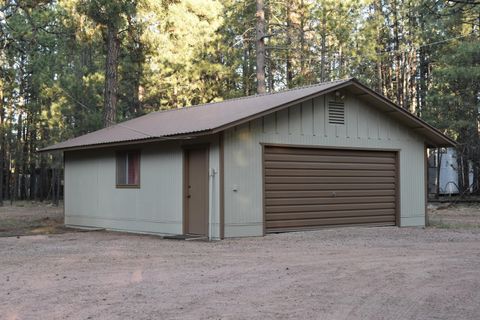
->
[328, 101, 345, 125]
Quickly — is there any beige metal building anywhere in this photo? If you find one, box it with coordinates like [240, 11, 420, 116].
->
[41, 79, 455, 239]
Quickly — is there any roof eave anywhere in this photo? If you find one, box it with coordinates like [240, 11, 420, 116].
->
[37, 130, 214, 153]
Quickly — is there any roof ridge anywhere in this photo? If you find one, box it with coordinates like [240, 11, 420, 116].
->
[129, 78, 352, 118]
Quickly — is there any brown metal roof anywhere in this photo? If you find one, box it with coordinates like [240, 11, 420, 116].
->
[40, 78, 455, 152]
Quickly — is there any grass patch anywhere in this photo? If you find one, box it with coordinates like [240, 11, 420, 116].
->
[428, 218, 480, 229]
[0, 218, 43, 230]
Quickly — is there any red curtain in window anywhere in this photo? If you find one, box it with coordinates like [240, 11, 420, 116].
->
[127, 152, 140, 185]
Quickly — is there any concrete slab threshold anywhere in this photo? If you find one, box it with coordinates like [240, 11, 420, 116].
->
[163, 234, 209, 241]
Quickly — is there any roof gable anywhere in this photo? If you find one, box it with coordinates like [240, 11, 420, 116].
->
[40, 78, 455, 152]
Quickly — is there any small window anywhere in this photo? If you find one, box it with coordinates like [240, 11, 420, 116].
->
[116, 150, 140, 187]
[328, 101, 345, 125]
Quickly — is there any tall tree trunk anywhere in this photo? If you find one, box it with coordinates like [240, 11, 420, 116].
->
[286, 4, 294, 87]
[51, 168, 56, 205]
[0, 97, 4, 206]
[376, 55, 383, 94]
[248, 44, 255, 94]
[320, 11, 327, 82]
[418, 46, 428, 114]
[255, 0, 266, 94]
[265, 5, 274, 92]
[299, 0, 306, 83]
[456, 134, 470, 195]
[392, 0, 403, 107]
[12, 113, 23, 204]
[408, 51, 417, 113]
[39, 155, 46, 202]
[266, 43, 275, 91]
[29, 118, 36, 200]
[435, 148, 442, 198]
[6, 163, 10, 204]
[5, 121, 11, 203]
[21, 121, 28, 200]
[242, 44, 250, 95]
[373, 0, 383, 94]
[0, 141, 3, 206]
[268, 57, 275, 91]
[285, 1, 295, 88]
[56, 164, 61, 206]
[103, 24, 120, 127]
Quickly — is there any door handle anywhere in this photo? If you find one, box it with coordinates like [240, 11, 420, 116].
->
[187, 195, 191, 198]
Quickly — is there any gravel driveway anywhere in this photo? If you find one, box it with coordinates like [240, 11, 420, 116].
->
[1, 227, 480, 320]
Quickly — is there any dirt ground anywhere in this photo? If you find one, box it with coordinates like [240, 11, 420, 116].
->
[427, 202, 480, 228]
[0, 202, 64, 237]
[1, 204, 480, 320]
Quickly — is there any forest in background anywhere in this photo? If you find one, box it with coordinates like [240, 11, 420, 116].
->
[0, 0, 479, 205]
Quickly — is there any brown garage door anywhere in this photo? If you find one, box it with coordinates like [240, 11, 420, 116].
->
[264, 146, 397, 233]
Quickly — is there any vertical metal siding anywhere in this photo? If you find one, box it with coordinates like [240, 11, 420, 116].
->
[224, 91, 426, 237]
[65, 135, 221, 237]
[207, 137, 221, 240]
[65, 143, 184, 234]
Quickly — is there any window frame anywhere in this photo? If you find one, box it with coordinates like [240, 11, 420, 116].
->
[116, 150, 141, 188]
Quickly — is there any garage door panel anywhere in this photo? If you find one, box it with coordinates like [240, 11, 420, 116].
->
[266, 202, 396, 213]
[269, 222, 396, 233]
[266, 215, 396, 229]
[264, 146, 397, 232]
[265, 183, 395, 191]
[265, 147, 396, 158]
[265, 169, 395, 177]
[266, 196, 396, 206]
[265, 176, 396, 184]
[266, 209, 396, 221]
[264, 153, 396, 164]
[265, 189, 395, 198]
[264, 161, 395, 171]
